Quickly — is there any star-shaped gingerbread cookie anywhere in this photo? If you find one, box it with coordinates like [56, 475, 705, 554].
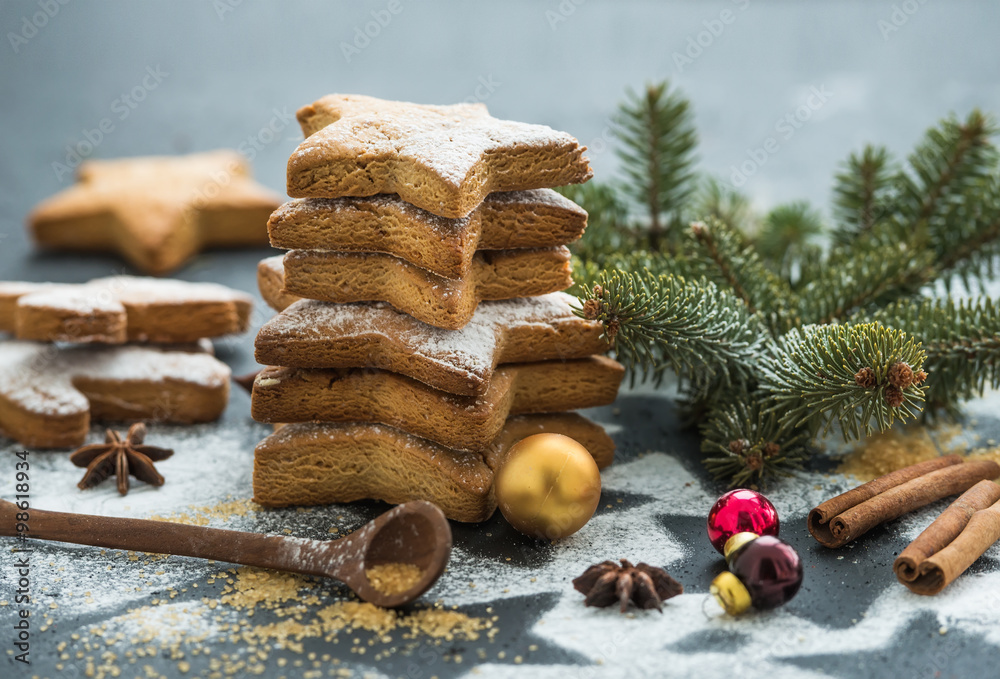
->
[0, 340, 231, 448]
[0, 276, 253, 343]
[288, 94, 593, 218]
[254, 293, 607, 396]
[30, 150, 281, 274]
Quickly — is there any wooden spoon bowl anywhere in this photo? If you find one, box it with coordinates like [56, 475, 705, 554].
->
[0, 499, 452, 608]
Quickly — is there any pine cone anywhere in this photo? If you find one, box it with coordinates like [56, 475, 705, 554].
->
[914, 370, 928, 385]
[854, 367, 876, 389]
[763, 442, 780, 458]
[582, 299, 602, 320]
[888, 362, 914, 389]
[729, 439, 748, 454]
[745, 452, 763, 471]
[592, 284, 603, 298]
[885, 384, 905, 407]
[606, 319, 621, 342]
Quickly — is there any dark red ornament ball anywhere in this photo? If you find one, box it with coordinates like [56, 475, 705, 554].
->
[729, 535, 803, 610]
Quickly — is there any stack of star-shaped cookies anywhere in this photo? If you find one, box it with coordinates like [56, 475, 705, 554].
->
[0, 276, 250, 448]
[251, 95, 624, 522]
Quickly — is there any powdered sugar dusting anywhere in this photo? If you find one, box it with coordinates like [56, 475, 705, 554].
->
[269, 188, 583, 238]
[0, 341, 231, 416]
[2, 276, 252, 315]
[271, 195, 470, 235]
[294, 95, 588, 187]
[4, 390, 1000, 676]
[486, 188, 585, 213]
[260, 292, 590, 376]
[259, 255, 283, 278]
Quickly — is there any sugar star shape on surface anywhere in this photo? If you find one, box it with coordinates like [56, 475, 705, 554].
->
[30, 150, 281, 274]
[287, 94, 593, 218]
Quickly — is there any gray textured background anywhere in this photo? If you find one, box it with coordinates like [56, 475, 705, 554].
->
[4, 0, 1000, 286]
[2, 2, 1000, 678]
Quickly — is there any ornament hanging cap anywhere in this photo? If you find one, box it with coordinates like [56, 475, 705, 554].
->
[723, 531, 759, 566]
[710, 571, 752, 615]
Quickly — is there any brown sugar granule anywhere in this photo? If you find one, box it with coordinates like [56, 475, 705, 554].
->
[148, 497, 258, 527]
[837, 425, 966, 481]
[365, 563, 424, 595]
[400, 608, 492, 642]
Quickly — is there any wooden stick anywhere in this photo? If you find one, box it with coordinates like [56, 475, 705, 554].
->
[808, 457, 1000, 548]
[894, 480, 1000, 582]
[904, 497, 1000, 595]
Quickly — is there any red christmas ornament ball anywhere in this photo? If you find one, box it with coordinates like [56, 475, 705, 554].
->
[706, 489, 780, 554]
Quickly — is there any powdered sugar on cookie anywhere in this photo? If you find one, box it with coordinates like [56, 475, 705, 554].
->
[0, 341, 231, 418]
[0, 276, 253, 343]
[255, 293, 606, 395]
[288, 94, 592, 218]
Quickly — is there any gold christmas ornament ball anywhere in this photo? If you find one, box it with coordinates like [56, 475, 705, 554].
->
[494, 433, 602, 540]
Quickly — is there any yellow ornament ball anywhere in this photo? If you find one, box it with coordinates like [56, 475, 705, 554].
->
[494, 433, 602, 540]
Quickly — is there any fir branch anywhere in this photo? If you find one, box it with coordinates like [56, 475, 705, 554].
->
[755, 201, 825, 282]
[687, 218, 800, 334]
[897, 110, 997, 227]
[700, 400, 809, 488]
[868, 297, 1000, 418]
[822, 113, 999, 296]
[788, 242, 826, 291]
[932, 174, 1000, 287]
[570, 249, 685, 292]
[564, 84, 1000, 485]
[615, 82, 698, 251]
[760, 322, 928, 441]
[560, 182, 636, 268]
[896, 111, 1000, 289]
[832, 144, 896, 245]
[577, 269, 766, 394]
[691, 176, 757, 237]
[796, 239, 935, 324]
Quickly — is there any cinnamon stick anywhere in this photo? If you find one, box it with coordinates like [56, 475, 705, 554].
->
[808, 456, 1000, 548]
[895, 480, 1000, 583]
[903, 496, 1000, 595]
[808, 455, 962, 546]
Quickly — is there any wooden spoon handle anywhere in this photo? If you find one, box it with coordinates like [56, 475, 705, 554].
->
[0, 500, 341, 577]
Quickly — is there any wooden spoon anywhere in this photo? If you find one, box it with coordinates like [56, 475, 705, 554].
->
[0, 499, 451, 608]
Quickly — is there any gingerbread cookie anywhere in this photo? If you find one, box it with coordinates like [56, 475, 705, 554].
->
[288, 94, 592, 218]
[251, 356, 624, 452]
[30, 151, 281, 275]
[268, 189, 587, 280]
[255, 293, 607, 396]
[0, 341, 231, 448]
[253, 413, 615, 521]
[257, 256, 301, 312]
[0, 276, 253, 344]
[274, 246, 572, 330]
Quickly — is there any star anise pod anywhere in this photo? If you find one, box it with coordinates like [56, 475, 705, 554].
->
[573, 559, 683, 613]
[69, 423, 173, 496]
